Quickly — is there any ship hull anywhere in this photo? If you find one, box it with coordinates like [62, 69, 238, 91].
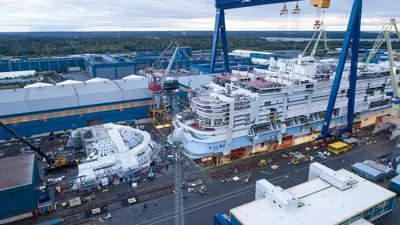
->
[174, 107, 392, 160]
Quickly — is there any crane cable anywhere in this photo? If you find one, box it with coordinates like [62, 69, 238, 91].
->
[279, 3, 289, 40]
[292, 1, 301, 31]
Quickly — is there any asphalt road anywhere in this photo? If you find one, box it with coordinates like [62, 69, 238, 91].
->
[91, 138, 400, 225]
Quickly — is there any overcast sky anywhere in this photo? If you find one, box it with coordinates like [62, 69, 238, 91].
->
[0, 0, 398, 32]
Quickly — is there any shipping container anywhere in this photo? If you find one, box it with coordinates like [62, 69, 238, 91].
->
[351, 162, 384, 182]
[363, 160, 395, 179]
[389, 175, 400, 195]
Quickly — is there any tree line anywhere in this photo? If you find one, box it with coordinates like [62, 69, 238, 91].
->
[0, 34, 398, 58]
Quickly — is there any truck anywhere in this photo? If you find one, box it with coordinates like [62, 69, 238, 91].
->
[290, 153, 308, 165]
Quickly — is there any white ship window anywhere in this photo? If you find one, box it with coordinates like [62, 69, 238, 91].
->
[215, 118, 223, 126]
[204, 118, 212, 126]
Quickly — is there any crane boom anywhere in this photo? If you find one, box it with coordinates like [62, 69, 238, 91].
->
[163, 47, 179, 85]
[0, 122, 55, 165]
[365, 18, 400, 67]
[301, 23, 329, 58]
[385, 31, 400, 99]
[371, 19, 400, 139]
[148, 40, 190, 92]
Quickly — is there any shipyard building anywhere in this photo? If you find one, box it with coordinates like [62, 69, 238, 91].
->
[215, 163, 397, 225]
[0, 154, 42, 224]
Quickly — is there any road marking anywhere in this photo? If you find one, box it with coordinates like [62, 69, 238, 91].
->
[145, 190, 253, 225]
[135, 173, 291, 225]
[260, 171, 272, 175]
[133, 140, 394, 224]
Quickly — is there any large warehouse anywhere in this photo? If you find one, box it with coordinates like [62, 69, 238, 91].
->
[0, 76, 153, 139]
[0, 154, 40, 224]
[84, 54, 136, 79]
[0, 74, 213, 140]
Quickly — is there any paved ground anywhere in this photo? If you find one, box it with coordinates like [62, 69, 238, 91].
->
[61, 72, 91, 82]
[10, 124, 205, 225]
[3, 126, 398, 225]
[91, 138, 400, 225]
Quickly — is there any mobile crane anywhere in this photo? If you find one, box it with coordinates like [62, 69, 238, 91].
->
[0, 122, 78, 174]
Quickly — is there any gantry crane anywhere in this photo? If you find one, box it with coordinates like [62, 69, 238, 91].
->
[210, 0, 331, 73]
[372, 19, 400, 139]
[318, 0, 363, 140]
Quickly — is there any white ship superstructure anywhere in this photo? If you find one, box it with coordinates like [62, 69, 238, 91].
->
[71, 123, 156, 188]
[171, 56, 400, 159]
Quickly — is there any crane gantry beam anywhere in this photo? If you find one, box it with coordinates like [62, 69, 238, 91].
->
[215, 0, 300, 10]
[211, 0, 301, 73]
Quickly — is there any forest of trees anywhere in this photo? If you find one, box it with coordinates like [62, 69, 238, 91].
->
[0, 31, 398, 58]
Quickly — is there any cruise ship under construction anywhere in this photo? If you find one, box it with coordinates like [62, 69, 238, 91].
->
[170, 55, 400, 161]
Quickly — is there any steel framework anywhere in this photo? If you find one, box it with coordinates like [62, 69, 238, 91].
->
[319, 0, 363, 139]
[211, 0, 300, 73]
[174, 145, 185, 225]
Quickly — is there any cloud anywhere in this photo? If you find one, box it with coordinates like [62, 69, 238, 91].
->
[0, 0, 398, 32]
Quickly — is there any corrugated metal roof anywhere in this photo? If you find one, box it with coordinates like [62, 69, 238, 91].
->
[352, 162, 383, 177]
[56, 80, 83, 85]
[123, 74, 144, 80]
[0, 154, 34, 191]
[75, 81, 120, 95]
[24, 82, 53, 88]
[27, 85, 76, 100]
[74, 81, 123, 106]
[115, 78, 153, 101]
[363, 160, 394, 174]
[0, 74, 206, 117]
[0, 79, 150, 117]
[0, 88, 26, 103]
[115, 77, 147, 90]
[86, 78, 110, 83]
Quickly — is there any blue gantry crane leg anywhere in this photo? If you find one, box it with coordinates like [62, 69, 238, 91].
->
[210, 0, 299, 74]
[211, 8, 230, 74]
[319, 0, 363, 139]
